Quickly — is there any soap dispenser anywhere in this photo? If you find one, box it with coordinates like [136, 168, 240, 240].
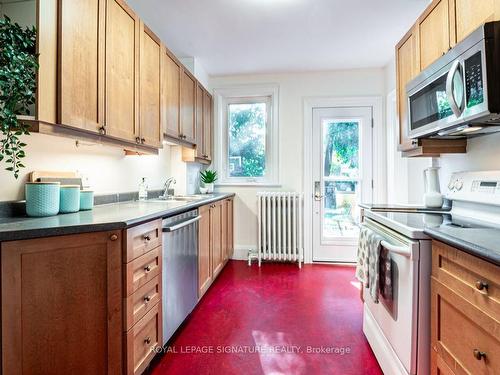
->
[138, 177, 148, 201]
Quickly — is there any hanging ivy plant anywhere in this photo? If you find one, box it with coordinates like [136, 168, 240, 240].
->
[0, 16, 38, 178]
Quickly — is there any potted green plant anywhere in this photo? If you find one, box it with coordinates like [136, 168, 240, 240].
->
[0, 16, 38, 178]
[200, 169, 217, 193]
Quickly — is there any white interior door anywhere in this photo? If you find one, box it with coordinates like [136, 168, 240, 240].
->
[312, 107, 373, 262]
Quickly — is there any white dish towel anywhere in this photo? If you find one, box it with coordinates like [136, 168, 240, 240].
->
[356, 225, 383, 303]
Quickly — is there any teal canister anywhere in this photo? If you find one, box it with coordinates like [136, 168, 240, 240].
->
[25, 182, 60, 217]
[59, 185, 81, 213]
[79, 190, 94, 211]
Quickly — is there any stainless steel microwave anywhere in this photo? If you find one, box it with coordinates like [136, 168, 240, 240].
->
[407, 21, 500, 139]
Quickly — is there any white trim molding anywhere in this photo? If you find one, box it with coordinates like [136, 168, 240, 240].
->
[213, 84, 280, 186]
[302, 96, 385, 264]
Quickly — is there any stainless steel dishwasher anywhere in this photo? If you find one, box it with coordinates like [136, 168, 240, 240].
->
[162, 209, 200, 345]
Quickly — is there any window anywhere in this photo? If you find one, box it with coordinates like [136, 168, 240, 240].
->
[215, 85, 279, 185]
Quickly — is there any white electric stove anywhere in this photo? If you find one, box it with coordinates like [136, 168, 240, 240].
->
[361, 170, 500, 375]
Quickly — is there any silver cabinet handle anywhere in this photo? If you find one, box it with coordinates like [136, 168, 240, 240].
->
[162, 215, 201, 232]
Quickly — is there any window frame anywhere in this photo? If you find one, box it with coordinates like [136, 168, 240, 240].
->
[214, 84, 280, 186]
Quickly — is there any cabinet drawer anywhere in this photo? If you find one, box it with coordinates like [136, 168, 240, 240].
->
[124, 274, 162, 331]
[432, 241, 500, 319]
[124, 219, 162, 262]
[125, 246, 162, 296]
[125, 302, 162, 375]
[431, 279, 500, 374]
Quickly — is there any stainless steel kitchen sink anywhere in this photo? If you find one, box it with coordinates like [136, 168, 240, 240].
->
[147, 194, 215, 202]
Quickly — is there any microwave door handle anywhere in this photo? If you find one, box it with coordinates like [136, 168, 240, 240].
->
[446, 60, 464, 118]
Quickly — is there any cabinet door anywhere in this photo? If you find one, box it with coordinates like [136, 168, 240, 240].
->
[453, 0, 496, 44]
[1, 231, 122, 375]
[140, 24, 162, 148]
[221, 199, 229, 263]
[210, 202, 224, 278]
[105, 0, 140, 143]
[195, 83, 204, 158]
[163, 51, 181, 139]
[396, 27, 419, 151]
[202, 90, 213, 161]
[419, 0, 451, 70]
[227, 198, 234, 259]
[180, 69, 196, 143]
[58, 0, 105, 133]
[198, 205, 212, 298]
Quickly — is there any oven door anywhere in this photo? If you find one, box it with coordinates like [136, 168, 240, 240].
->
[361, 217, 420, 375]
[407, 41, 489, 139]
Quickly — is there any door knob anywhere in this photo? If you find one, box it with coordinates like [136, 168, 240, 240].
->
[314, 181, 323, 201]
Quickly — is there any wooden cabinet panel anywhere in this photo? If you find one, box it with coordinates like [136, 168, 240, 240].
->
[124, 219, 162, 263]
[125, 246, 162, 296]
[431, 278, 500, 374]
[198, 204, 212, 298]
[396, 27, 419, 151]
[140, 24, 162, 147]
[105, 0, 140, 143]
[202, 90, 213, 161]
[419, 0, 451, 70]
[227, 198, 234, 259]
[58, 0, 105, 132]
[454, 0, 496, 43]
[222, 199, 229, 263]
[180, 69, 196, 143]
[195, 83, 205, 159]
[125, 302, 162, 375]
[1, 231, 123, 375]
[163, 50, 181, 139]
[124, 274, 162, 331]
[211, 201, 224, 277]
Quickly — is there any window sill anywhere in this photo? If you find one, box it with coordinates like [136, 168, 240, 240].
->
[215, 182, 282, 188]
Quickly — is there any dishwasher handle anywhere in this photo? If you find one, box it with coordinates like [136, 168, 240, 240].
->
[162, 215, 201, 232]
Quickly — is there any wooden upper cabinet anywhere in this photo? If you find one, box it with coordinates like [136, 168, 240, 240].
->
[396, 26, 419, 151]
[418, 0, 451, 71]
[453, 0, 496, 44]
[163, 50, 181, 139]
[139, 23, 162, 148]
[195, 83, 204, 159]
[1, 231, 123, 375]
[58, 0, 105, 133]
[105, 0, 140, 143]
[202, 90, 213, 161]
[180, 69, 196, 143]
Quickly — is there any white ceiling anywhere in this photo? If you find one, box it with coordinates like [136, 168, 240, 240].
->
[127, 0, 428, 76]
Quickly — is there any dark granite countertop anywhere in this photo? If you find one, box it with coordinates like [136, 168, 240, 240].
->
[424, 226, 500, 266]
[0, 193, 235, 242]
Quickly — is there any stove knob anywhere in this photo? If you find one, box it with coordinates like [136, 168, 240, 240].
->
[455, 180, 464, 191]
[448, 180, 455, 190]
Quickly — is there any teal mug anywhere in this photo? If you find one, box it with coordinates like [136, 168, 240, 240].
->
[25, 182, 60, 217]
[80, 190, 94, 211]
[59, 185, 81, 213]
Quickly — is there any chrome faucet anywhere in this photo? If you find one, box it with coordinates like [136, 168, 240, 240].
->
[160, 177, 176, 199]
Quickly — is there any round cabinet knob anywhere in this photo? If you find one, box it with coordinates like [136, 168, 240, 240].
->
[141, 138, 146, 144]
[473, 349, 486, 360]
[144, 337, 151, 345]
[143, 235, 151, 241]
[98, 126, 106, 135]
[475, 280, 489, 291]
[109, 234, 118, 241]
[144, 265, 151, 272]
[135, 137, 141, 144]
[144, 295, 151, 303]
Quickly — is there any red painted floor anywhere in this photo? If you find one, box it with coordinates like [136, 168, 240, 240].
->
[149, 261, 382, 375]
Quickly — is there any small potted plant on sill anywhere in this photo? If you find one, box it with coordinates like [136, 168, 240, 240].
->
[200, 169, 217, 193]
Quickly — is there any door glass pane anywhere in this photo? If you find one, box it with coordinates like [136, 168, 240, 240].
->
[323, 121, 359, 178]
[323, 181, 360, 238]
[228, 102, 266, 177]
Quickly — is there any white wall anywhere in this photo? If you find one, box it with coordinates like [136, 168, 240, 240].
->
[0, 133, 204, 201]
[209, 69, 386, 256]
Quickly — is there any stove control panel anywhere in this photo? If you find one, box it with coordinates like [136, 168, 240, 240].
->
[446, 171, 500, 205]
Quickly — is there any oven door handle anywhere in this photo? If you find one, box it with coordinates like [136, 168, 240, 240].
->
[381, 240, 411, 258]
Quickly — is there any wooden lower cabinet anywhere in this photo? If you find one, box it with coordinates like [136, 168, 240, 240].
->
[1, 231, 123, 375]
[198, 198, 234, 298]
[431, 241, 500, 374]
